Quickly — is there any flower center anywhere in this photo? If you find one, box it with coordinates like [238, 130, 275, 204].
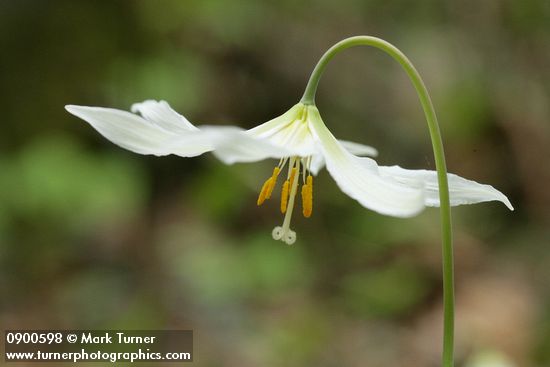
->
[257, 156, 313, 245]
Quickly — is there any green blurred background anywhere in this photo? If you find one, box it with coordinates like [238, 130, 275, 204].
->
[1, 1, 549, 366]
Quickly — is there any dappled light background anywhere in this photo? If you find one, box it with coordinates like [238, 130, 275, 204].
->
[1, 1, 549, 366]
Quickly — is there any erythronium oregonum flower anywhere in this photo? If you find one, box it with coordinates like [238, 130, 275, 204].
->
[66, 36, 513, 367]
[65, 100, 512, 245]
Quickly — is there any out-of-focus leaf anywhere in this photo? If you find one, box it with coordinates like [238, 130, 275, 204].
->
[341, 262, 431, 318]
[5, 134, 147, 230]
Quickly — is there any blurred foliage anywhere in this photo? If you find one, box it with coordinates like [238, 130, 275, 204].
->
[1, 1, 549, 366]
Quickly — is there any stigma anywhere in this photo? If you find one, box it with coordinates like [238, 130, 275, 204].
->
[257, 156, 313, 245]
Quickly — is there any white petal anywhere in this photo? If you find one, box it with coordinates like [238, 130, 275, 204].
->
[308, 154, 325, 176]
[66, 105, 175, 155]
[309, 139, 378, 175]
[162, 125, 294, 164]
[131, 99, 198, 133]
[156, 131, 215, 157]
[379, 166, 514, 210]
[338, 140, 378, 157]
[308, 108, 425, 217]
[66, 105, 212, 157]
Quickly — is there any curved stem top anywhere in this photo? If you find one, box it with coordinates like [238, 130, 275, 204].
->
[300, 36, 455, 367]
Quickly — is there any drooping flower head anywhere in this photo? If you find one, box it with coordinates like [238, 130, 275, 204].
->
[65, 36, 514, 367]
[66, 100, 512, 244]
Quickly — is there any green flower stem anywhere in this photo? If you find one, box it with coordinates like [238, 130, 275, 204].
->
[301, 36, 454, 367]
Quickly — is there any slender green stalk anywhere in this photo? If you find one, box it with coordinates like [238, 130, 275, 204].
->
[301, 36, 454, 367]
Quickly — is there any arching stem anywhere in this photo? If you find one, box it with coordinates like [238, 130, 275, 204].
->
[301, 36, 454, 367]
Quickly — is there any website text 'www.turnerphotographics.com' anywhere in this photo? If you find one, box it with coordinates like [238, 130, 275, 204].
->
[4, 330, 192, 363]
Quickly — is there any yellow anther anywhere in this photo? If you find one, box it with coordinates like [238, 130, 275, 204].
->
[265, 167, 280, 199]
[257, 178, 272, 206]
[280, 180, 290, 213]
[257, 166, 281, 206]
[301, 175, 313, 218]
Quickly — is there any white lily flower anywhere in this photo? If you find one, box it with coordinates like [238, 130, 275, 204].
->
[66, 100, 513, 245]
